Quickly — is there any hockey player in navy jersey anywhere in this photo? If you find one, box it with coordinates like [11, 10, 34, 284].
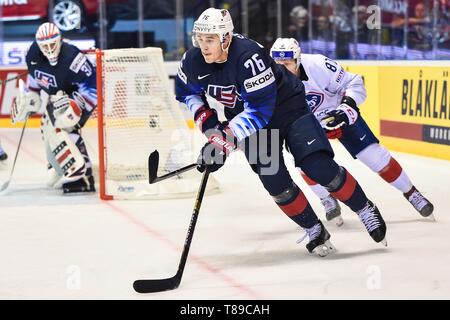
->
[176, 8, 387, 256]
[11, 22, 97, 193]
[270, 38, 434, 225]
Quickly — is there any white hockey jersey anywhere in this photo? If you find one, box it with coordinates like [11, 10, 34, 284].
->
[300, 54, 366, 122]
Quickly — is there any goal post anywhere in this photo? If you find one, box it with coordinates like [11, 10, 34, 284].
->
[95, 47, 219, 200]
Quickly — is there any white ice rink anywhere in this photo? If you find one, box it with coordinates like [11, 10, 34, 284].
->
[0, 128, 449, 300]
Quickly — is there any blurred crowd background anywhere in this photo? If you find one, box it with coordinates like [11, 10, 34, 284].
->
[1, 0, 449, 64]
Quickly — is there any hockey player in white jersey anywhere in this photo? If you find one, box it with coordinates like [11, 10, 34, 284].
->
[270, 38, 434, 224]
[11, 22, 97, 193]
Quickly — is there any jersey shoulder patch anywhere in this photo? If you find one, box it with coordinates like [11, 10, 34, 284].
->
[69, 52, 87, 73]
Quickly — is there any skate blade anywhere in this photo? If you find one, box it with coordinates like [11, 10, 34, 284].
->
[312, 240, 336, 257]
[379, 238, 388, 247]
[426, 214, 436, 222]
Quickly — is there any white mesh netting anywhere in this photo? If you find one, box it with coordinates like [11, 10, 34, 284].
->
[90, 47, 219, 199]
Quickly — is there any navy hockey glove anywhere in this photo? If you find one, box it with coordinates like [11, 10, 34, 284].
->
[197, 127, 236, 173]
[321, 96, 359, 130]
[194, 105, 220, 136]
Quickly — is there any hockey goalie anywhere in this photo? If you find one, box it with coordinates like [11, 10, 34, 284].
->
[11, 22, 96, 194]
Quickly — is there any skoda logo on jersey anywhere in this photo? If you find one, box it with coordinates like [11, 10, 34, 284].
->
[34, 70, 57, 89]
[305, 92, 324, 112]
[207, 84, 241, 108]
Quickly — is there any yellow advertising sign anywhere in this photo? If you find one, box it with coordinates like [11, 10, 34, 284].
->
[378, 66, 450, 160]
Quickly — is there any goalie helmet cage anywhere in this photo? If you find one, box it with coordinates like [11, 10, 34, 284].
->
[96, 47, 219, 200]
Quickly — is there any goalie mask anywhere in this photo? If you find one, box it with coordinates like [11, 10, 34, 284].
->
[270, 38, 302, 71]
[36, 22, 62, 66]
[192, 8, 234, 51]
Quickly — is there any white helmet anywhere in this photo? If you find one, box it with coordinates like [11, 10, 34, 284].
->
[35, 22, 62, 66]
[270, 38, 302, 70]
[192, 8, 234, 49]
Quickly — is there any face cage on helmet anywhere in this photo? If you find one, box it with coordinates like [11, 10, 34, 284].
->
[37, 38, 61, 66]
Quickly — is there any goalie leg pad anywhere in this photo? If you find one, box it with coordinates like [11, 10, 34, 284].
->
[42, 113, 86, 185]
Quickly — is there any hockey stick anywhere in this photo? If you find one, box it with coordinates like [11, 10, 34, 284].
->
[148, 150, 197, 184]
[0, 72, 28, 86]
[133, 168, 210, 293]
[0, 116, 28, 192]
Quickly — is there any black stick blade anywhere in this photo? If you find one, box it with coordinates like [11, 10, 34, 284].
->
[133, 277, 180, 293]
[148, 151, 160, 184]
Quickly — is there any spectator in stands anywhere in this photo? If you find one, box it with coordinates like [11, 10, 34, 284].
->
[391, 2, 432, 51]
[436, 0, 450, 49]
[315, 15, 332, 41]
[287, 5, 309, 50]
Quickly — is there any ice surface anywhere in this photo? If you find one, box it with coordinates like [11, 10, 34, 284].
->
[0, 128, 449, 299]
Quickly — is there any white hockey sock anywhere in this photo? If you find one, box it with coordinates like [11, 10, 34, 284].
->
[300, 170, 330, 199]
[389, 169, 413, 193]
[309, 183, 331, 199]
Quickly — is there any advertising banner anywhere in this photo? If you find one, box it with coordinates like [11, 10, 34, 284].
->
[378, 65, 450, 159]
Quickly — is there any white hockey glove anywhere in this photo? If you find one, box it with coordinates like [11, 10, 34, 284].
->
[320, 97, 359, 130]
[51, 91, 82, 130]
[11, 79, 41, 124]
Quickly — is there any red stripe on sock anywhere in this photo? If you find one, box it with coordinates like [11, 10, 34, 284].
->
[279, 191, 308, 217]
[379, 157, 403, 183]
[301, 172, 317, 186]
[331, 170, 357, 201]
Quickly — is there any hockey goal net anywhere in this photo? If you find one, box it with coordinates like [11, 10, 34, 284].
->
[94, 47, 219, 200]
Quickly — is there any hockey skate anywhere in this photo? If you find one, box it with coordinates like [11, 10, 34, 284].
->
[404, 187, 434, 220]
[62, 175, 95, 194]
[356, 201, 387, 246]
[0, 148, 7, 169]
[0, 149, 7, 161]
[297, 220, 335, 257]
[321, 195, 343, 227]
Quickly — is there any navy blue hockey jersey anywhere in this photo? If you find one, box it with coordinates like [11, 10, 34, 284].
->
[26, 41, 97, 113]
[176, 34, 309, 141]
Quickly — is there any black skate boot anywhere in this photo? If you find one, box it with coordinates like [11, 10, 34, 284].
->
[356, 201, 387, 246]
[321, 195, 343, 227]
[63, 175, 95, 194]
[404, 186, 434, 220]
[298, 220, 335, 257]
[0, 150, 7, 161]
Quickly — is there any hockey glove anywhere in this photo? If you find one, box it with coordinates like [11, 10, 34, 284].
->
[194, 105, 220, 136]
[197, 127, 236, 173]
[325, 127, 343, 139]
[51, 92, 83, 130]
[320, 96, 359, 130]
[11, 79, 41, 124]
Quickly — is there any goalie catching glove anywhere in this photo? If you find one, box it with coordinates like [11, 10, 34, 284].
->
[11, 79, 41, 124]
[51, 91, 84, 130]
[320, 96, 359, 130]
[197, 124, 236, 173]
